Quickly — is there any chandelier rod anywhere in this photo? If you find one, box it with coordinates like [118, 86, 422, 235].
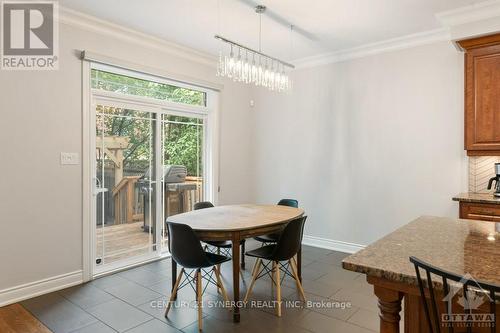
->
[258, 6, 262, 52]
[214, 34, 295, 69]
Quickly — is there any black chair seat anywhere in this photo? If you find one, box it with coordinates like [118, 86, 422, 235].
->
[165, 221, 231, 330]
[244, 217, 307, 317]
[253, 233, 280, 243]
[245, 244, 276, 259]
[205, 252, 232, 267]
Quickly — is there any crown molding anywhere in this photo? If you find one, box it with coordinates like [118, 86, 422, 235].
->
[293, 28, 450, 69]
[58, 6, 217, 68]
[436, 0, 500, 28]
[58, 2, 500, 71]
[436, 0, 500, 46]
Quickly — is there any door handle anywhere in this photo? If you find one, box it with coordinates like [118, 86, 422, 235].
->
[93, 177, 108, 196]
[94, 188, 109, 195]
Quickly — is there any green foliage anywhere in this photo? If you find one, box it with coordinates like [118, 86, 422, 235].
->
[93, 70, 204, 176]
[163, 116, 203, 176]
[91, 69, 205, 105]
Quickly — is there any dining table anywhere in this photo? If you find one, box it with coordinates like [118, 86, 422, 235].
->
[166, 204, 305, 322]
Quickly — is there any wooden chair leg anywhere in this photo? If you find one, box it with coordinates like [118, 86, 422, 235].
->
[274, 261, 282, 317]
[214, 266, 230, 303]
[244, 258, 261, 302]
[290, 259, 306, 302]
[196, 269, 203, 331]
[249, 257, 259, 278]
[165, 268, 184, 317]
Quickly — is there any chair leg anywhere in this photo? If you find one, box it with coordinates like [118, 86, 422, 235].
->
[290, 259, 306, 302]
[249, 257, 259, 278]
[165, 268, 184, 317]
[244, 258, 261, 302]
[240, 240, 245, 269]
[214, 265, 230, 304]
[274, 261, 282, 317]
[196, 269, 203, 331]
[216, 247, 221, 293]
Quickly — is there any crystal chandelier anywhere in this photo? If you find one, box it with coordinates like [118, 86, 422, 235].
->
[215, 5, 294, 92]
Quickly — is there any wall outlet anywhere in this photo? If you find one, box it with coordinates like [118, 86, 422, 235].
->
[60, 152, 79, 165]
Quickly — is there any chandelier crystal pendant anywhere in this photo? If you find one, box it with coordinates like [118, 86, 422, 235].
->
[215, 5, 294, 92]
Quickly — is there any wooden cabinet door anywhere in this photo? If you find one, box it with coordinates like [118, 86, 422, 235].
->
[463, 39, 500, 154]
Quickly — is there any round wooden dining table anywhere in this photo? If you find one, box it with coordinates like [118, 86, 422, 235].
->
[166, 204, 305, 322]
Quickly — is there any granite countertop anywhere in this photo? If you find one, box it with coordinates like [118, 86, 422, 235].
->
[453, 192, 500, 205]
[342, 216, 500, 287]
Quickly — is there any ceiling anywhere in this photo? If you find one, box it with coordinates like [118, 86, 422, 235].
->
[60, 0, 480, 61]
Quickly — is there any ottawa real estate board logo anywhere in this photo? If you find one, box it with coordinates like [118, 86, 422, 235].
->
[441, 273, 495, 328]
[1, 1, 58, 70]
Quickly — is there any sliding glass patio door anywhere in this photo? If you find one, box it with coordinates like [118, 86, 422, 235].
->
[94, 103, 159, 271]
[89, 64, 213, 275]
[160, 114, 204, 250]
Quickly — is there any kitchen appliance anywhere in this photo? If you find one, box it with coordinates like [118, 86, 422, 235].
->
[487, 163, 500, 197]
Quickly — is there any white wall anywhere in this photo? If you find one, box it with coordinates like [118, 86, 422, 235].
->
[0, 22, 253, 295]
[250, 41, 468, 248]
[0, 18, 470, 303]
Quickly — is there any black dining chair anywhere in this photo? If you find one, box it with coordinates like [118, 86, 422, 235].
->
[166, 222, 230, 331]
[410, 256, 499, 333]
[253, 199, 299, 245]
[193, 201, 246, 270]
[244, 216, 307, 317]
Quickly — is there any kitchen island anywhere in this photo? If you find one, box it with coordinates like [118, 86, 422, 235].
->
[342, 216, 499, 333]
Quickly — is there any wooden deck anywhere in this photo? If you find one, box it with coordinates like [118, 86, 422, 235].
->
[96, 221, 162, 264]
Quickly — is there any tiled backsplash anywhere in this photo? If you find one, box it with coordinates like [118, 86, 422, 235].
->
[469, 156, 500, 192]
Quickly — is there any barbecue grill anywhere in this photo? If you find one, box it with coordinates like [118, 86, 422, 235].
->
[140, 165, 196, 232]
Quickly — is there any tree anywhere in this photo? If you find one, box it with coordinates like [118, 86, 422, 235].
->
[93, 69, 204, 176]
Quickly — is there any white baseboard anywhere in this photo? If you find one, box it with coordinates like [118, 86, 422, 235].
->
[302, 235, 365, 254]
[0, 270, 83, 307]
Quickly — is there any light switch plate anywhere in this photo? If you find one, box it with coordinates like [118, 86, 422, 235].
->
[60, 152, 79, 165]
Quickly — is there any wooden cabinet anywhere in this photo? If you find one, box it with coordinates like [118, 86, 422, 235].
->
[458, 33, 500, 156]
[459, 201, 500, 222]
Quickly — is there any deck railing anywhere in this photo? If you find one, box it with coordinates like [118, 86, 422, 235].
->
[110, 175, 204, 225]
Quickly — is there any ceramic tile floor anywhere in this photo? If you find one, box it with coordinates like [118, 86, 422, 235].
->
[21, 242, 399, 333]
